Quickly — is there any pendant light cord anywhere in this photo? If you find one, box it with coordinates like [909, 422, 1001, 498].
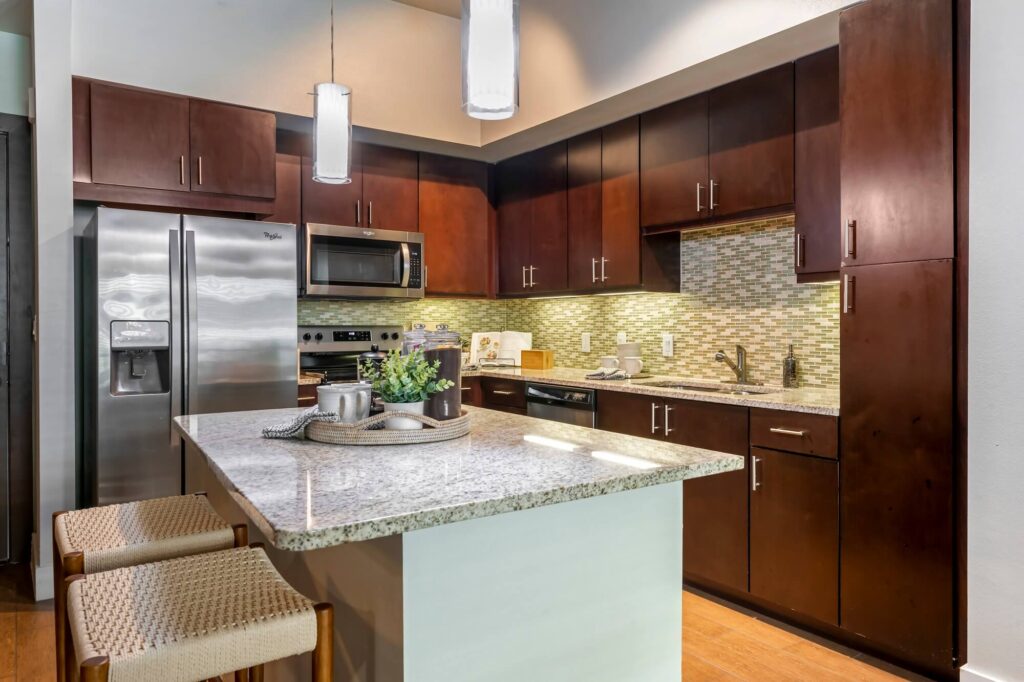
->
[330, 0, 335, 83]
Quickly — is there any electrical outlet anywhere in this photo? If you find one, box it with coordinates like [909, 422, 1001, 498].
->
[616, 332, 628, 344]
[581, 332, 591, 353]
[661, 333, 674, 357]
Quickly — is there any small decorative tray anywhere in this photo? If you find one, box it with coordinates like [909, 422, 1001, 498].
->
[305, 410, 471, 446]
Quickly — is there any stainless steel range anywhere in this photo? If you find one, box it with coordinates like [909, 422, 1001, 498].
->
[298, 325, 403, 383]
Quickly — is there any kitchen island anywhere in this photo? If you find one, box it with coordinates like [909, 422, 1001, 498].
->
[176, 406, 742, 682]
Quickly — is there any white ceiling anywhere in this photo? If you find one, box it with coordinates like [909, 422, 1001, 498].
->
[391, 0, 461, 19]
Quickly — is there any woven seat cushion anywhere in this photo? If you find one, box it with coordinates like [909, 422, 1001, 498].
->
[55, 495, 235, 574]
[67, 547, 317, 682]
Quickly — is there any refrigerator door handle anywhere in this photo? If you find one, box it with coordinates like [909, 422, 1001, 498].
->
[169, 229, 182, 445]
[184, 230, 199, 415]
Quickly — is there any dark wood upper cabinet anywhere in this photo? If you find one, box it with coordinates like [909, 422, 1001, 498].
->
[750, 447, 838, 626]
[89, 82, 190, 192]
[301, 143, 364, 227]
[263, 153, 301, 226]
[795, 47, 840, 277]
[640, 93, 709, 228]
[419, 153, 491, 297]
[840, 259, 954, 669]
[527, 142, 568, 293]
[189, 99, 276, 198]
[567, 130, 603, 291]
[709, 64, 794, 218]
[496, 153, 533, 295]
[600, 116, 641, 289]
[362, 144, 419, 232]
[840, 0, 954, 266]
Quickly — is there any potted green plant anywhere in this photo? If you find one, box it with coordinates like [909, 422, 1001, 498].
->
[360, 349, 455, 430]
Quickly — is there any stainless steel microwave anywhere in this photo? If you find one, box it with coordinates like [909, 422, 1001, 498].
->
[302, 223, 425, 299]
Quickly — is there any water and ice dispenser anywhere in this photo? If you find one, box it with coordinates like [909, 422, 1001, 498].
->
[109, 320, 170, 396]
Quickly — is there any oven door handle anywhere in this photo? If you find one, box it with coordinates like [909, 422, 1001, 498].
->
[400, 242, 411, 287]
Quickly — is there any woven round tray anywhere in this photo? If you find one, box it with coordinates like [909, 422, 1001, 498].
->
[305, 409, 471, 446]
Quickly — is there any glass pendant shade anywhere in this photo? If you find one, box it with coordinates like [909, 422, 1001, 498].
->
[313, 82, 353, 184]
[462, 0, 519, 120]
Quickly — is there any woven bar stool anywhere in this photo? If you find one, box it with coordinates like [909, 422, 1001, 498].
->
[53, 493, 247, 682]
[64, 546, 333, 682]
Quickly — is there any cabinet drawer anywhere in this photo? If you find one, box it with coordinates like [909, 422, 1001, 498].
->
[298, 383, 318, 408]
[480, 378, 526, 409]
[750, 408, 837, 458]
[461, 376, 482, 407]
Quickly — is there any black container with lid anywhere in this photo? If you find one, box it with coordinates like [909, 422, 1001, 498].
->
[423, 324, 463, 420]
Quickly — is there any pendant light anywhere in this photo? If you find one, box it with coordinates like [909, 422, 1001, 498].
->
[461, 0, 520, 120]
[313, 0, 353, 184]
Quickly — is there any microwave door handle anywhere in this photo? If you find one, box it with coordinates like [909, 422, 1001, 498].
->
[400, 242, 411, 287]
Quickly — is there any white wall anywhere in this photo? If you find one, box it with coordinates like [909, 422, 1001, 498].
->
[0, 30, 30, 115]
[965, 2, 1024, 681]
[70, 0, 478, 147]
[31, 0, 75, 599]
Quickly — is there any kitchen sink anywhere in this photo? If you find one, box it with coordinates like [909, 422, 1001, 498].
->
[640, 381, 777, 396]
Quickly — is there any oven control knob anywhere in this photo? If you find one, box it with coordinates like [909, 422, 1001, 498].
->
[302, 333, 312, 342]
[315, 332, 324, 341]
[380, 332, 389, 341]
[391, 332, 400, 341]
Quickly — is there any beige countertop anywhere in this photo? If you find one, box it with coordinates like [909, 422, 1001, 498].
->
[462, 366, 839, 416]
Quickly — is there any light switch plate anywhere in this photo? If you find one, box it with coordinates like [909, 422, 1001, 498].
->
[661, 333, 674, 357]
[616, 332, 628, 344]
[581, 333, 591, 353]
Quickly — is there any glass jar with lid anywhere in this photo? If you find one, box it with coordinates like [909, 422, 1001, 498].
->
[402, 323, 429, 355]
[424, 324, 463, 420]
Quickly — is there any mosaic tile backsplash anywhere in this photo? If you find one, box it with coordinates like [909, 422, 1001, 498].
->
[297, 215, 840, 389]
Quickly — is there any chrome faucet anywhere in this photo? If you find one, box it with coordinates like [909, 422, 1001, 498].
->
[715, 345, 749, 384]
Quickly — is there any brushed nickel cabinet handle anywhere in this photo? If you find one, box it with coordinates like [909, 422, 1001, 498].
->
[592, 258, 598, 283]
[600, 257, 608, 282]
[492, 390, 515, 396]
[664, 404, 674, 435]
[796, 234, 805, 268]
[368, 201, 373, 226]
[356, 199, 362, 225]
[651, 403, 660, 434]
[843, 274, 855, 314]
[179, 155, 185, 185]
[697, 182, 704, 212]
[845, 219, 857, 259]
[752, 456, 761, 492]
[769, 427, 808, 437]
[522, 265, 528, 289]
[197, 156, 203, 185]
[710, 179, 718, 209]
[529, 266, 536, 288]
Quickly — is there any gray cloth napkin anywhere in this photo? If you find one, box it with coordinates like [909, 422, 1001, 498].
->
[586, 368, 626, 380]
[262, 406, 338, 439]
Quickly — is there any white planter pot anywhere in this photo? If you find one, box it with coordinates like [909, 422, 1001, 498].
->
[382, 401, 426, 430]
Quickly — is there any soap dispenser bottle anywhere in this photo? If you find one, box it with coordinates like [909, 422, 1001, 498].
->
[783, 344, 798, 388]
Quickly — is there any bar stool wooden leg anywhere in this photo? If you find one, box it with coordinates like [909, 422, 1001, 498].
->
[52, 512, 67, 682]
[64, 572, 86, 682]
[231, 523, 248, 548]
[312, 603, 333, 682]
[234, 667, 248, 681]
[250, 664, 265, 681]
[80, 656, 110, 682]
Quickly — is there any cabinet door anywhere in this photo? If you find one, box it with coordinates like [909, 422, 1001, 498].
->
[750, 447, 838, 625]
[263, 153, 302, 226]
[302, 143, 364, 226]
[640, 94, 708, 228]
[567, 130, 603, 291]
[601, 116, 641, 289]
[840, 0, 954, 266]
[419, 153, 491, 297]
[362, 144, 419, 232]
[665, 399, 749, 593]
[596, 390, 658, 438]
[527, 142, 568, 293]
[709, 64, 794, 217]
[461, 376, 482, 407]
[496, 154, 532, 294]
[795, 47, 841, 277]
[840, 260, 954, 668]
[90, 82, 190, 192]
[190, 99, 276, 198]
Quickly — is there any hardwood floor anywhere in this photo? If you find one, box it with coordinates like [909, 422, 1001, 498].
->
[0, 562, 917, 681]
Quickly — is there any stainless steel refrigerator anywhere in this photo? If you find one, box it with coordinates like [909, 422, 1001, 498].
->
[81, 207, 297, 506]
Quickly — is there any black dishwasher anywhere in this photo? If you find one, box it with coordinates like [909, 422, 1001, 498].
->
[525, 384, 596, 428]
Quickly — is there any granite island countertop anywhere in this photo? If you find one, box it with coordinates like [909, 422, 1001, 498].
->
[462, 366, 839, 416]
[174, 406, 743, 552]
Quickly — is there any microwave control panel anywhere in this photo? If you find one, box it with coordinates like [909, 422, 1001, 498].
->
[408, 244, 423, 289]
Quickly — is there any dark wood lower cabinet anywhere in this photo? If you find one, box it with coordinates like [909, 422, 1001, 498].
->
[840, 259, 954, 671]
[750, 447, 838, 625]
[461, 376, 482, 407]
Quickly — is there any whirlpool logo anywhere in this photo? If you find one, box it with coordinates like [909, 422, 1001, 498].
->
[263, 232, 282, 241]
